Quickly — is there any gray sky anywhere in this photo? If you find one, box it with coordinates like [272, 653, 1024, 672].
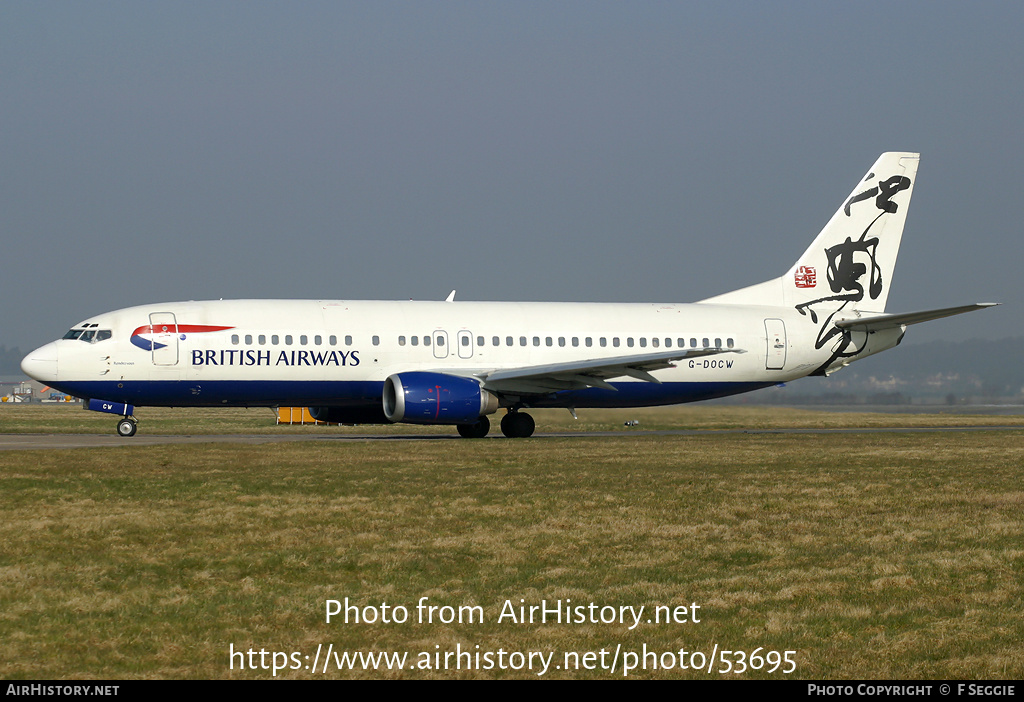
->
[2, 1, 1020, 351]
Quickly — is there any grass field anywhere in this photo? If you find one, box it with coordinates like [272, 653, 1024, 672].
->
[1, 405, 1021, 679]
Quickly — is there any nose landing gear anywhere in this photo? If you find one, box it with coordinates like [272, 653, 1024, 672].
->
[116, 416, 138, 437]
[84, 399, 138, 437]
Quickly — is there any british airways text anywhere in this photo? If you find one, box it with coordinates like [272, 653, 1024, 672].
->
[191, 349, 361, 367]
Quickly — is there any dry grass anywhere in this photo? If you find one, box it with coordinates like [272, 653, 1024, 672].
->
[0, 407, 1022, 678]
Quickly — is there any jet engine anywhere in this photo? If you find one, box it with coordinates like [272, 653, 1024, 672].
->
[383, 371, 499, 424]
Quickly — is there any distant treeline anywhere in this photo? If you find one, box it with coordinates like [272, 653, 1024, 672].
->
[824, 337, 1024, 400]
[0, 346, 24, 375]
[758, 391, 916, 406]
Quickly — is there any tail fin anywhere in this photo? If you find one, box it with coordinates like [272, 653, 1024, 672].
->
[701, 152, 920, 314]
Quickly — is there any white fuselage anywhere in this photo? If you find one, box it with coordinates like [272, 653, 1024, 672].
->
[22, 297, 902, 413]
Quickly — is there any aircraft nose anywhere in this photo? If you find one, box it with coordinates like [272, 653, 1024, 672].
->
[21, 342, 59, 383]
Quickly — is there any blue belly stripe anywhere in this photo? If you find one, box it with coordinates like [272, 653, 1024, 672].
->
[53, 379, 774, 412]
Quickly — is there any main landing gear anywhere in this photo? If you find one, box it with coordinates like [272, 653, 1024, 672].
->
[456, 411, 536, 438]
[456, 409, 536, 437]
[457, 415, 490, 439]
[116, 416, 138, 437]
[500, 410, 535, 438]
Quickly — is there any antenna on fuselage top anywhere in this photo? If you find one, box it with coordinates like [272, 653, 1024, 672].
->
[445, 290, 456, 302]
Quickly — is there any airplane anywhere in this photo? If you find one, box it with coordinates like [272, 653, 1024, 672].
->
[21, 152, 996, 439]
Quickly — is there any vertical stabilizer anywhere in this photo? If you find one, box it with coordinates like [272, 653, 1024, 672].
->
[701, 152, 919, 315]
[785, 152, 918, 314]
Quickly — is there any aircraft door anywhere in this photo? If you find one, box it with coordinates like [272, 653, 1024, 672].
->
[432, 331, 449, 359]
[764, 318, 786, 370]
[457, 330, 473, 359]
[149, 312, 179, 366]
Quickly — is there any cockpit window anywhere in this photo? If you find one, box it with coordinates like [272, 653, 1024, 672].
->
[64, 328, 112, 343]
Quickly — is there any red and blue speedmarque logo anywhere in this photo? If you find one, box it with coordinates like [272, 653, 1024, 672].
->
[130, 324, 234, 351]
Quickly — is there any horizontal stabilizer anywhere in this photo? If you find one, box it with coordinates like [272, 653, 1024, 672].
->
[835, 303, 998, 332]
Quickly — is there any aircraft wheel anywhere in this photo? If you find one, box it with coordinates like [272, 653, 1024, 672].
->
[500, 411, 535, 438]
[116, 417, 138, 437]
[457, 416, 490, 439]
[515, 412, 535, 438]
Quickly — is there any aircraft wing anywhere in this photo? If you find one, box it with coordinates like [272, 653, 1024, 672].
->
[478, 347, 744, 395]
[835, 303, 998, 332]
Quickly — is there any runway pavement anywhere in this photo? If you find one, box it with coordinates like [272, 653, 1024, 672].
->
[2, 424, 1023, 450]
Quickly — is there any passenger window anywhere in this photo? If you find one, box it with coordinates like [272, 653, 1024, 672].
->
[506, 336, 514, 346]
[627, 338, 634, 348]
[258, 335, 266, 345]
[314, 335, 322, 345]
[703, 338, 709, 348]
[492, 336, 500, 346]
[461, 336, 470, 347]
[346, 335, 353, 345]
[246, 334, 254, 345]
[373, 336, 380, 346]
[477, 336, 485, 346]
[285, 335, 293, 345]
[300, 335, 307, 345]
[411, 336, 418, 346]
[613, 337, 620, 347]
[329, 335, 337, 345]
[600, 337, 607, 347]
[585, 337, 593, 347]
[651, 338, 658, 348]
[715, 338, 721, 348]
[533, 337, 540, 347]
[398, 336, 406, 346]
[640, 338, 647, 348]
[572, 337, 579, 347]
[690, 338, 698, 348]
[232, 334, 240, 345]
[545, 337, 553, 347]
[434, 336, 442, 347]
[424, 336, 431, 347]
[727, 338, 735, 348]
[520, 336, 527, 346]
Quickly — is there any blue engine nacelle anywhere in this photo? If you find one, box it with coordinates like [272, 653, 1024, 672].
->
[383, 372, 499, 425]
